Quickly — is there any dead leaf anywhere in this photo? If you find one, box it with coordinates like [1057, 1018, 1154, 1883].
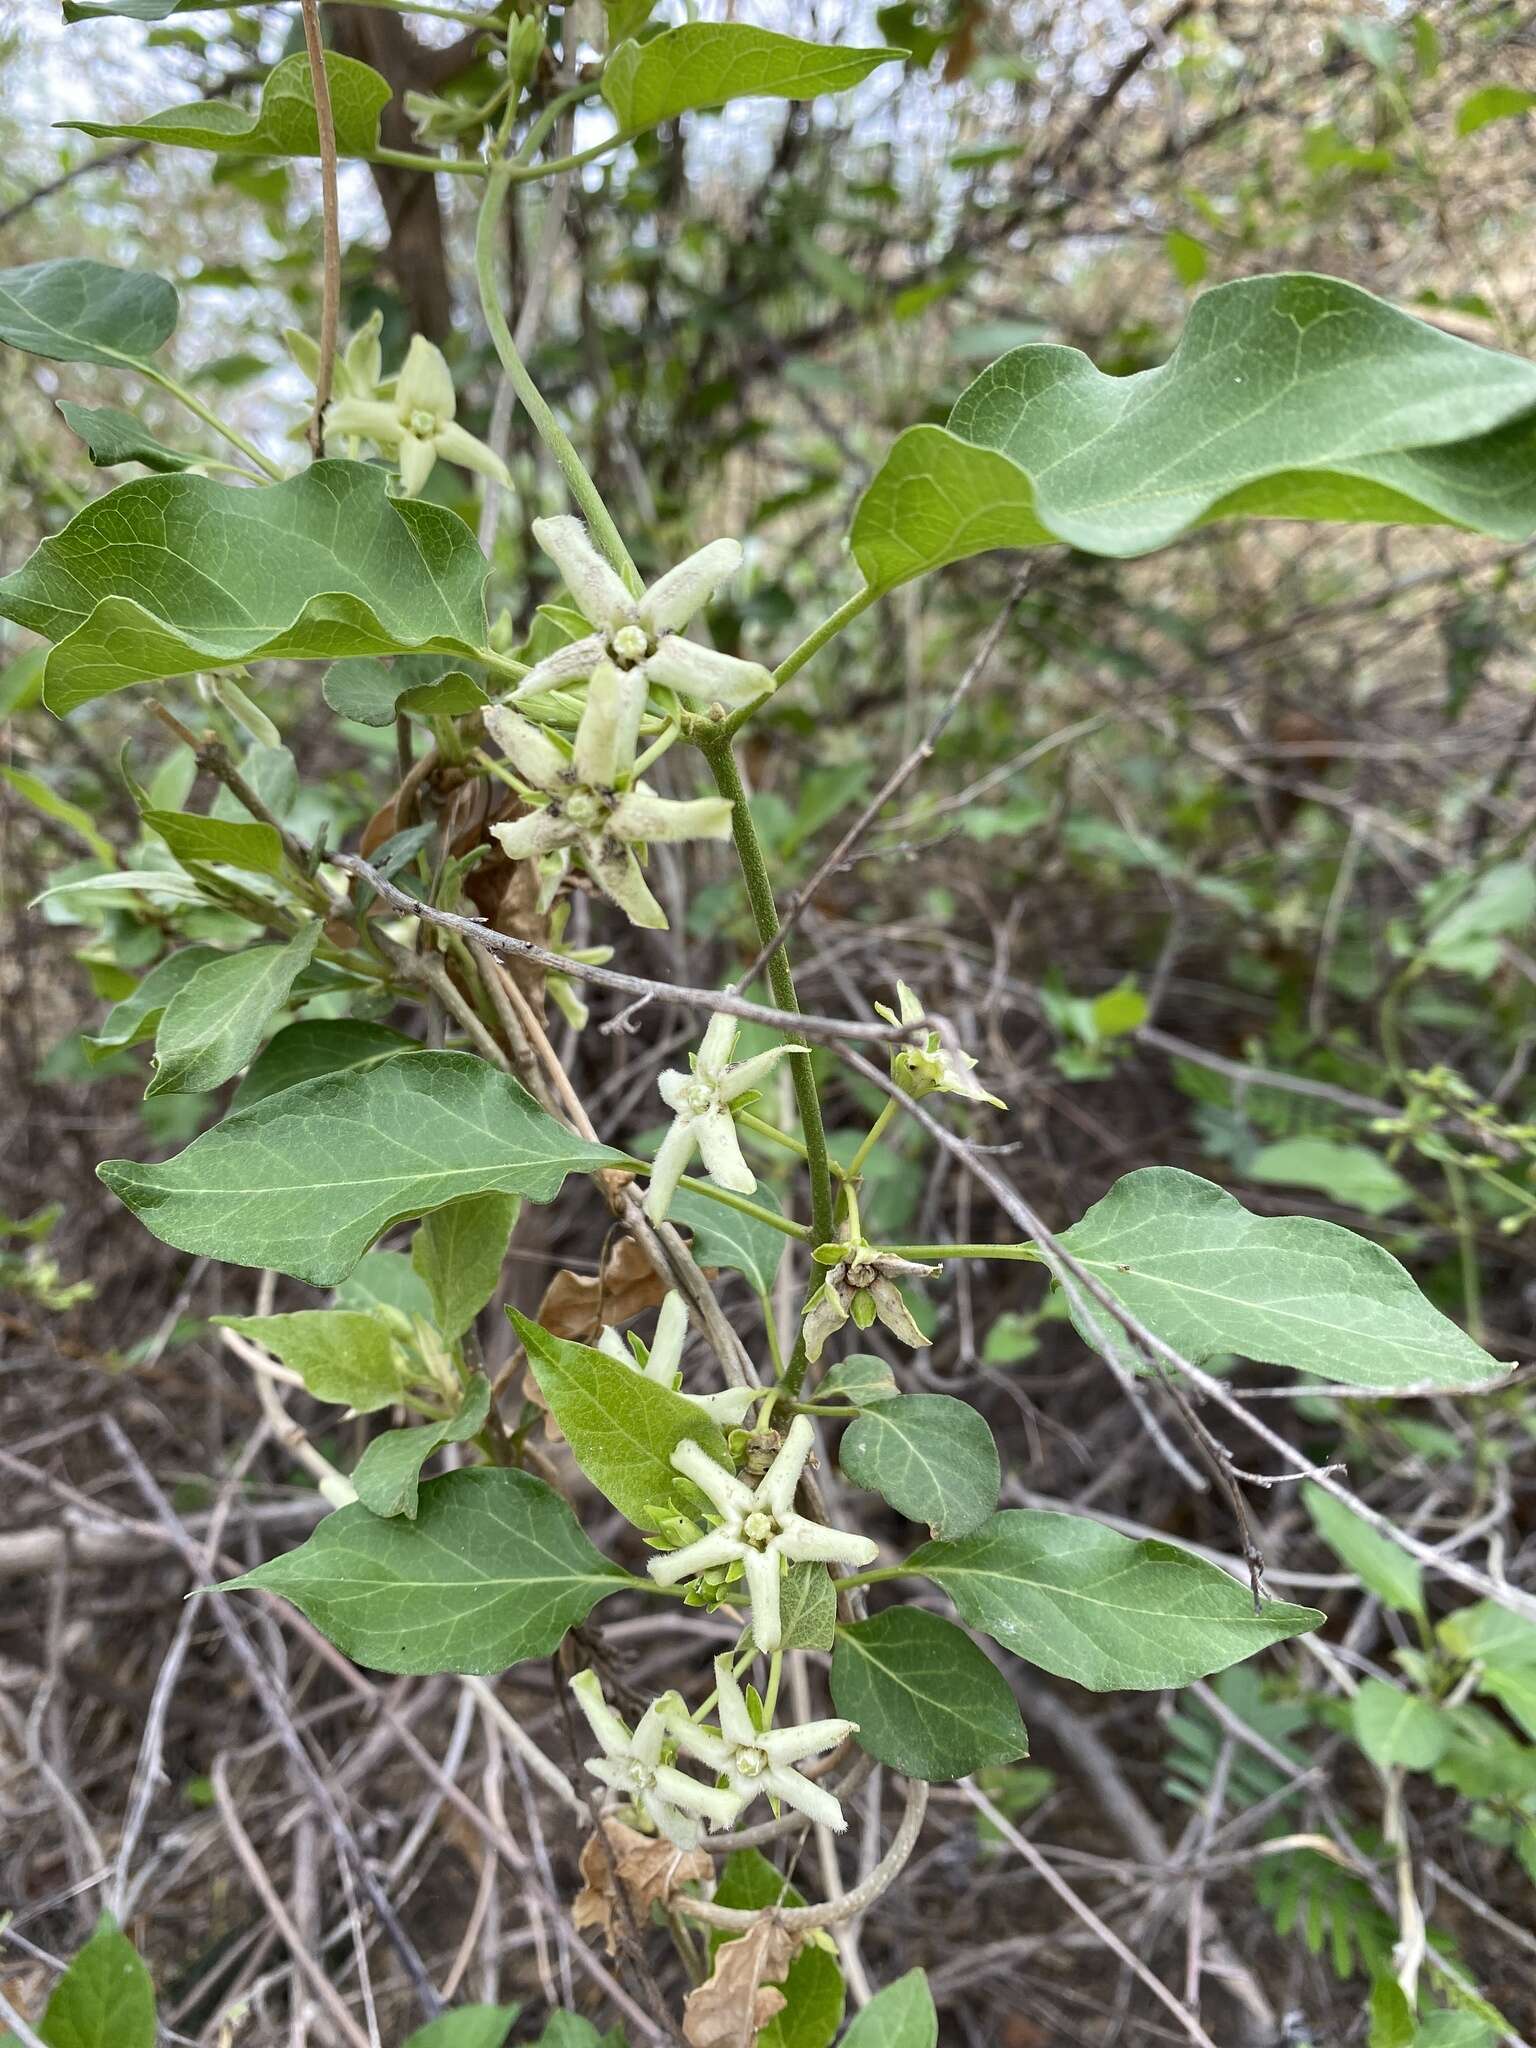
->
[572, 1820, 711, 1955]
[682, 1918, 799, 2048]
[536, 1234, 668, 1345]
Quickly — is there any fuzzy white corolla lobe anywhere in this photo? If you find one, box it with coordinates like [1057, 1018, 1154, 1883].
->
[515, 516, 773, 713]
[595, 1291, 759, 1425]
[646, 1415, 878, 1652]
[569, 1668, 739, 1848]
[643, 1011, 805, 1224]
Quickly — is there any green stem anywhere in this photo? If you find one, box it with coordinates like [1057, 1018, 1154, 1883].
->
[146, 368, 283, 479]
[1443, 1161, 1485, 1346]
[475, 165, 642, 593]
[735, 1109, 814, 1168]
[846, 1098, 897, 1181]
[774, 587, 879, 689]
[699, 734, 834, 1255]
[831, 1565, 910, 1593]
[883, 1241, 1040, 1262]
[673, 1174, 810, 1240]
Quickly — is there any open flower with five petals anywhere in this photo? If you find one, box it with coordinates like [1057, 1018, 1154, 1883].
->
[570, 1669, 739, 1849]
[874, 980, 1005, 1109]
[486, 667, 733, 930]
[665, 1657, 856, 1832]
[512, 515, 773, 714]
[597, 1291, 759, 1427]
[325, 334, 510, 498]
[647, 1416, 878, 1651]
[644, 1010, 804, 1224]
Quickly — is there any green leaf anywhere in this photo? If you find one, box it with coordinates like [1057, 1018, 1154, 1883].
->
[57, 401, 195, 473]
[24, 1919, 156, 2048]
[0, 461, 488, 716]
[353, 1378, 492, 1519]
[399, 2008, 520, 2048]
[1415, 2017, 1497, 2048]
[1371, 1976, 1416, 2048]
[909, 1509, 1322, 1690]
[217, 1309, 409, 1413]
[323, 655, 488, 727]
[412, 1194, 518, 1339]
[830, 1609, 1028, 1781]
[223, 1467, 627, 1675]
[1052, 1167, 1504, 1392]
[1352, 1679, 1450, 1771]
[0, 764, 116, 863]
[1437, 1598, 1536, 1671]
[0, 259, 177, 367]
[668, 1182, 788, 1296]
[837, 1969, 937, 2048]
[838, 1393, 998, 1539]
[1164, 228, 1209, 287]
[1246, 1137, 1414, 1218]
[1455, 87, 1536, 137]
[1304, 1485, 1424, 1619]
[147, 922, 320, 1096]
[813, 1353, 899, 1405]
[772, 1563, 836, 1653]
[711, 1854, 845, 2048]
[334, 1249, 435, 1322]
[100, 1050, 619, 1286]
[65, 51, 392, 162]
[141, 808, 286, 878]
[86, 945, 222, 1058]
[232, 1018, 420, 1111]
[851, 274, 1536, 591]
[511, 1311, 730, 1530]
[602, 25, 900, 131]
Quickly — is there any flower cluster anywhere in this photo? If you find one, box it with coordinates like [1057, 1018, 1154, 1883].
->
[325, 334, 510, 497]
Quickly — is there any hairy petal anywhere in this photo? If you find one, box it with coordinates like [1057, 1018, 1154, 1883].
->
[533, 514, 634, 631]
[671, 1438, 754, 1515]
[511, 635, 606, 698]
[645, 634, 774, 708]
[572, 659, 645, 787]
[764, 1765, 847, 1832]
[774, 1514, 879, 1570]
[490, 808, 578, 862]
[639, 538, 743, 635]
[692, 1105, 757, 1196]
[433, 418, 512, 485]
[760, 1718, 856, 1768]
[756, 1415, 816, 1519]
[741, 1547, 783, 1651]
[646, 1528, 744, 1587]
[643, 1115, 698, 1225]
[395, 430, 438, 499]
[483, 704, 570, 791]
[578, 833, 668, 929]
[396, 334, 456, 423]
[324, 396, 401, 448]
[720, 1043, 805, 1104]
[612, 790, 735, 846]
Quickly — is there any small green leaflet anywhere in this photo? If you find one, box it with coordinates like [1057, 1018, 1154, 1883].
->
[413, 1194, 518, 1339]
[0, 461, 488, 715]
[86, 945, 222, 1058]
[232, 1018, 420, 1111]
[147, 922, 320, 1096]
[323, 655, 489, 727]
[1052, 1167, 1504, 1392]
[851, 273, 1536, 590]
[1351, 1679, 1449, 1771]
[1437, 1599, 1536, 1671]
[668, 1182, 788, 1296]
[1246, 1137, 1413, 1218]
[0, 764, 116, 864]
[334, 1249, 435, 1321]
[65, 51, 392, 162]
[224, 1467, 628, 1675]
[511, 1311, 730, 1530]
[837, 1970, 937, 2048]
[1304, 1484, 1424, 1619]
[1456, 87, 1536, 137]
[0, 258, 177, 367]
[812, 1353, 899, 1405]
[838, 1392, 999, 1539]
[601, 25, 901, 132]
[353, 1378, 492, 1519]
[909, 1509, 1322, 1691]
[399, 2009, 521, 2048]
[57, 401, 195, 472]
[100, 1050, 618, 1286]
[16, 1917, 156, 2048]
[771, 1562, 836, 1653]
[218, 1309, 409, 1414]
[831, 1609, 1028, 1781]
[142, 808, 286, 878]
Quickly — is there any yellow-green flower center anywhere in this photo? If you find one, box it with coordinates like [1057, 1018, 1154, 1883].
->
[611, 623, 650, 663]
[408, 408, 439, 439]
[733, 1745, 769, 1780]
[742, 1510, 778, 1549]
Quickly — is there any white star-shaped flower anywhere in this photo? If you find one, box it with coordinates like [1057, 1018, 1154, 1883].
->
[644, 1010, 805, 1224]
[325, 334, 510, 497]
[646, 1416, 878, 1652]
[486, 665, 733, 930]
[597, 1291, 759, 1426]
[665, 1656, 856, 1833]
[874, 980, 1005, 1109]
[570, 1669, 739, 1849]
[512, 516, 773, 713]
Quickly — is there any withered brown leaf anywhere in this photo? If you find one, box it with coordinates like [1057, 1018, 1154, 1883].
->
[681, 1918, 799, 2048]
[572, 1819, 711, 1955]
